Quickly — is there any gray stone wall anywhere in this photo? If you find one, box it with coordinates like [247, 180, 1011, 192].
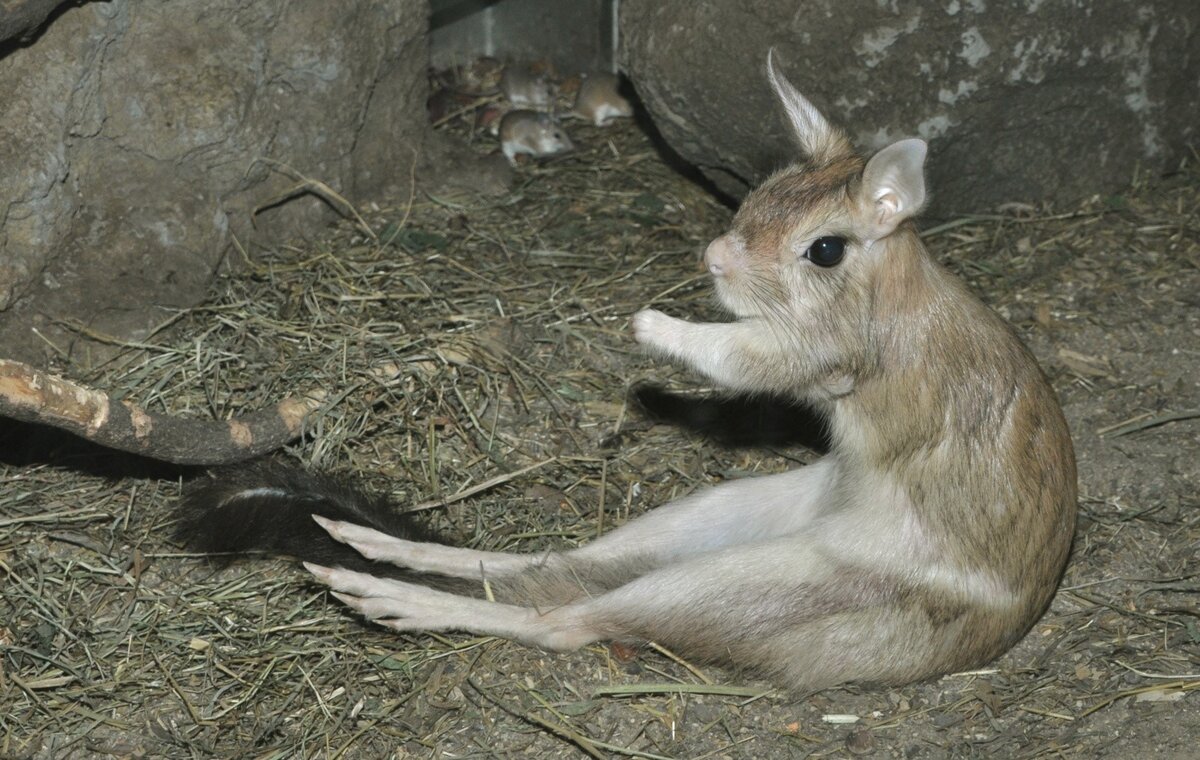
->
[0, 0, 431, 366]
[622, 1, 1199, 214]
[430, 0, 617, 73]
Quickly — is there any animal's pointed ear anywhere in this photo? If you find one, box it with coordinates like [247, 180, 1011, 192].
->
[766, 49, 848, 162]
[860, 138, 928, 237]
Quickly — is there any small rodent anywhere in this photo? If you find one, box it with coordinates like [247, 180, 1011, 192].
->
[498, 110, 574, 166]
[573, 71, 633, 126]
[500, 64, 555, 110]
[178, 51, 1077, 695]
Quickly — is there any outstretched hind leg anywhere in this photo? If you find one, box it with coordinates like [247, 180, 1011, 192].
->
[313, 515, 538, 578]
[309, 535, 948, 688]
[313, 460, 834, 579]
[305, 563, 596, 649]
[306, 534, 891, 672]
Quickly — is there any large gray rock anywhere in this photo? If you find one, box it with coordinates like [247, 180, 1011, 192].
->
[621, 1, 1199, 214]
[0, 0, 432, 366]
[0, 0, 62, 42]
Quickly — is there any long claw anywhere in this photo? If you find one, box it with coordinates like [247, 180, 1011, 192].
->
[303, 561, 334, 582]
[310, 515, 404, 563]
[311, 514, 346, 543]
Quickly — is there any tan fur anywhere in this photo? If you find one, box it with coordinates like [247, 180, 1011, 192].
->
[572, 72, 634, 126]
[305, 53, 1077, 692]
[499, 110, 574, 166]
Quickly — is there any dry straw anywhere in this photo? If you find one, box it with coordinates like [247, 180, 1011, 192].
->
[1, 114, 1198, 757]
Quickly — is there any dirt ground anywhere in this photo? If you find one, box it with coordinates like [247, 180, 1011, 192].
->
[1, 114, 1198, 759]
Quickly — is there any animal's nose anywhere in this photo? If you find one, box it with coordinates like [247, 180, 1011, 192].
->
[704, 236, 732, 276]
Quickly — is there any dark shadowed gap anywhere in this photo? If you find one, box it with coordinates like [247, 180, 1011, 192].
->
[0, 418, 197, 481]
[626, 382, 830, 453]
[622, 78, 741, 211]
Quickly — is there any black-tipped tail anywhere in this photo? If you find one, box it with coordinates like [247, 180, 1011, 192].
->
[175, 460, 442, 574]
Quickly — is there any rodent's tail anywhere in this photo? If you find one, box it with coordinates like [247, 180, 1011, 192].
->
[175, 460, 444, 575]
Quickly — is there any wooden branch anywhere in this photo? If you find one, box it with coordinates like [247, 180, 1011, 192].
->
[0, 359, 324, 465]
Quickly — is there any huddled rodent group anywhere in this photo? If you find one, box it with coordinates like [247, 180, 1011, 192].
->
[429, 58, 635, 167]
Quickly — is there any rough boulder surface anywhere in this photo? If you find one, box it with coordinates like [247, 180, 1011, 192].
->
[621, 0, 1199, 214]
[0, 0, 431, 366]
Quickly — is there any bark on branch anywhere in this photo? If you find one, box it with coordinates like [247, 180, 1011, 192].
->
[0, 359, 324, 465]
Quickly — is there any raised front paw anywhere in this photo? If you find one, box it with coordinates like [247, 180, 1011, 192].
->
[632, 308, 681, 353]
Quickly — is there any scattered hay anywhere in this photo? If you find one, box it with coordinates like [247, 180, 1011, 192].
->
[1, 117, 1198, 757]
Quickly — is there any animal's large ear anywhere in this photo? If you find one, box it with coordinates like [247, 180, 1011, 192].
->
[860, 138, 928, 237]
[766, 49, 849, 162]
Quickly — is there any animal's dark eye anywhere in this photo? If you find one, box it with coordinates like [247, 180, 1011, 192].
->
[806, 236, 846, 267]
